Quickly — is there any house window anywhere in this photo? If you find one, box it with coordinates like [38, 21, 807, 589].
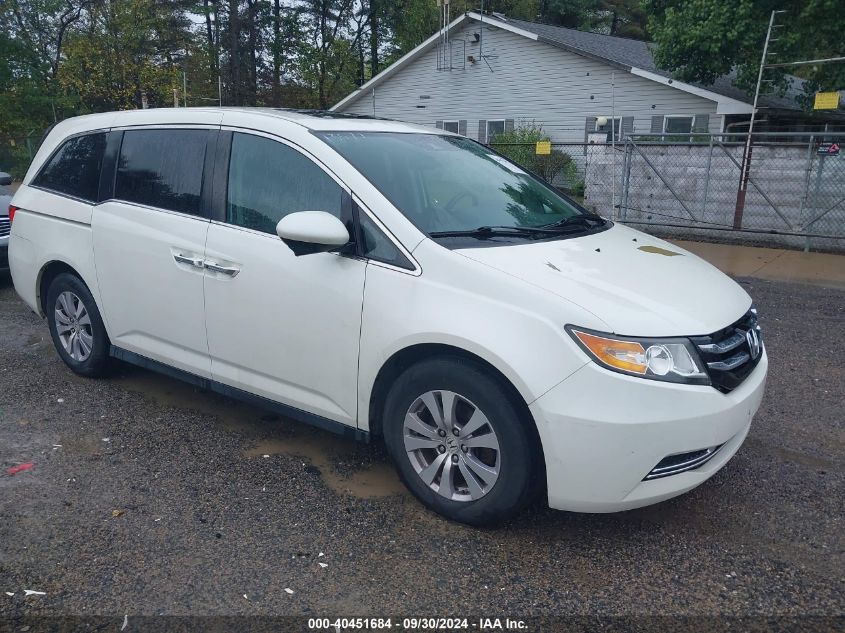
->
[487, 120, 506, 141]
[664, 116, 694, 135]
[442, 121, 460, 134]
[595, 117, 623, 141]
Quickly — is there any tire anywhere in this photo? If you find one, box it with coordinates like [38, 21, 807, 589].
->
[45, 272, 111, 377]
[382, 356, 539, 526]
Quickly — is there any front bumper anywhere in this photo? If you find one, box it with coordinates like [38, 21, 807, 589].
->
[531, 350, 767, 512]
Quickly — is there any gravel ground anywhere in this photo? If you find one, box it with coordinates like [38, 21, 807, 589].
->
[0, 271, 843, 626]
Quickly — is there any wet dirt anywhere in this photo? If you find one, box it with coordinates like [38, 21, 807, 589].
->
[112, 367, 407, 500]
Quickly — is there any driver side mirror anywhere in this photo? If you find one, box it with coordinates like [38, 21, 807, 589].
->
[276, 211, 351, 256]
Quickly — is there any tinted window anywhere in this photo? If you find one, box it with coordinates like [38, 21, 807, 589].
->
[115, 129, 207, 215]
[227, 133, 342, 234]
[33, 133, 106, 202]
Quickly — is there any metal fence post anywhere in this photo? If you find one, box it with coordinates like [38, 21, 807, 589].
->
[799, 135, 815, 252]
[620, 139, 632, 221]
[808, 151, 826, 245]
[701, 135, 713, 219]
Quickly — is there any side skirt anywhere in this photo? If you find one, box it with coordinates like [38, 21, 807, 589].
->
[109, 345, 370, 443]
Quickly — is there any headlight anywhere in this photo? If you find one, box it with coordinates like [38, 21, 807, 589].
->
[566, 326, 710, 385]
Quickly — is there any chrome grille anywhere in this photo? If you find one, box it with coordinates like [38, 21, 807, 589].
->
[691, 310, 762, 393]
[644, 444, 724, 480]
[0, 217, 9, 238]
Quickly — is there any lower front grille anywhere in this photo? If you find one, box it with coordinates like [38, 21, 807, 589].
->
[0, 217, 9, 238]
[691, 309, 763, 393]
[644, 445, 724, 480]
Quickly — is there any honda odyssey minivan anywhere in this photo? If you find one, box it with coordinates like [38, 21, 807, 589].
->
[8, 108, 767, 525]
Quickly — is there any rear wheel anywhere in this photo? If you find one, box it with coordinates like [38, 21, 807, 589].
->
[46, 273, 111, 377]
[383, 357, 538, 526]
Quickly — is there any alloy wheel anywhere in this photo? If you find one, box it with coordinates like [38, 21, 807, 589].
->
[55, 291, 94, 362]
[403, 390, 501, 502]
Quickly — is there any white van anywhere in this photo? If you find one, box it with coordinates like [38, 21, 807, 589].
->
[8, 108, 767, 525]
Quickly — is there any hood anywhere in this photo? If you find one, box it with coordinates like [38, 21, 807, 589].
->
[455, 224, 751, 337]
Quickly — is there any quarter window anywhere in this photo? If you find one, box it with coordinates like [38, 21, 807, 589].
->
[357, 208, 413, 270]
[33, 132, 106, 202]
[226, 133, 343, 234]
[115, 129, 208, 216]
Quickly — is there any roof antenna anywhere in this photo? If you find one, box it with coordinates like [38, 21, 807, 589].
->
[478, 0, 495, 72]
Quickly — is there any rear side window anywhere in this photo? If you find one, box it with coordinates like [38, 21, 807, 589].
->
[33, 132, 106, 202]
[115, 129, 208, 216]
[226, 132, 343, 234]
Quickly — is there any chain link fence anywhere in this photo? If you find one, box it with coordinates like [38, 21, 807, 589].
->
[492, 133, 845, 253]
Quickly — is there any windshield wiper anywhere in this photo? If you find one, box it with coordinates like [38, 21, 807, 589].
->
[429, 225, 564, 239]
[540, 214, 606, 231]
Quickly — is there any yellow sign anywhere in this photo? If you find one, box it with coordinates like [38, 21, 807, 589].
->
[814, 92, 840, 110]
[536, 140, 551, 155]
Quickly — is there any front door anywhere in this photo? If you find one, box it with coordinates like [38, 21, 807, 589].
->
[93, 128, 214, 377]
[203, 131, 366, 425]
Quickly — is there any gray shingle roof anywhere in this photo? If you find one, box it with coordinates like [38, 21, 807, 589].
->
[505, 17, 804, 111]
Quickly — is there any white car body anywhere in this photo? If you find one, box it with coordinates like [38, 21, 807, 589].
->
[8, 108, 767, 516]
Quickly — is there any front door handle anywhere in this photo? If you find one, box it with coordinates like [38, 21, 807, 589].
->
[174, 253, 205, 268]
[204, 261, 240, 277]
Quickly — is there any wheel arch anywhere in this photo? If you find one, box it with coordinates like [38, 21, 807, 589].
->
[367, 343, 547, 498]
[38, 260, 94, 317]
[368, 343, 541, 442]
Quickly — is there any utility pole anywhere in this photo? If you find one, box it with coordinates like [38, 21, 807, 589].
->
[183, 71, 188, 107]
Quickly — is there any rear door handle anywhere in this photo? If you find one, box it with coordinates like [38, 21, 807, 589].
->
[174, 253, 205, 268]
[204, 261, 240, 277]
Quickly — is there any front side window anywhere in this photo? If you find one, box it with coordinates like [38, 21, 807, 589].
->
[318, 132, 597, 240]
[487, 120, 506, 141]
[226, 133, 343, 234]
[115, 129, 207, 216]
[664, 116, 694, 134]
[33, 132, 106, 202]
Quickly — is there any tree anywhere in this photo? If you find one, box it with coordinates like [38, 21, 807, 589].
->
[59, 0, 194, 111]
[645, 0, 845, 105]
[293, 0, 367, 109]
[487, 1, 540, 21]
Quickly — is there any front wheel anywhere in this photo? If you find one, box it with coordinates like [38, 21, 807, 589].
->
[382, 357, 539, 526]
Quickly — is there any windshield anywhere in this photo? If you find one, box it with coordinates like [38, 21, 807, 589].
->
[317, 132, 596, 238]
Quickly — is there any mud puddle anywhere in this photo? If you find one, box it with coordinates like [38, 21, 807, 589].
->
[112, 366, 407, 499]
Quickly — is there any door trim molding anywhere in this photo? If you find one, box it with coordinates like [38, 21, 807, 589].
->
[109, 345, 370, 443]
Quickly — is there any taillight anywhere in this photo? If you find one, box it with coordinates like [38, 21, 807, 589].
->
[8, 205, 16, 224]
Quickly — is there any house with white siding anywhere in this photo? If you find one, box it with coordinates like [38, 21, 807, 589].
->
[332, 12, 843, 142]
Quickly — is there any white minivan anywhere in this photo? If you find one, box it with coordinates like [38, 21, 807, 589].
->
[8, 108, 767, 525]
